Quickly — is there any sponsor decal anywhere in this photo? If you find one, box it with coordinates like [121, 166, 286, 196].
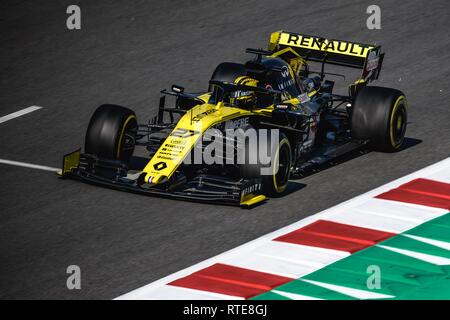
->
[281, 33, 372, 58]
[230, 90, 252, 98]
[241, 183, 262, 198]
[366, 51, 380, 71]
[170, 128, 200, 138]
[153, 161, 167, 171]
[277, 79, 295, 90]
[192, 109, 217, 121]
[297, 93, 310, 104]
[281, 66, 289, 78]
[156, 137, 189, 160]
[224, 117, 249, 130]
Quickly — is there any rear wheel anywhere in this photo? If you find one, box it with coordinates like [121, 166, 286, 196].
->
[351, 86, 407, 152]
[85, 104, 138, 163]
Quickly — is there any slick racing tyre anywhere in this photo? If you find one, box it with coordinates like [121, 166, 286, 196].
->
[351, 86, 407, 152]
[85, 104, 138, 163]
[240, 129, 292, 196]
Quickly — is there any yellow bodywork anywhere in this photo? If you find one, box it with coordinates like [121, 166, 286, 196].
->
[240, 194, 266, 207]
[142, 45, 308, 189]
[59, 149, 81, 176]
[142, 100, 273, 185]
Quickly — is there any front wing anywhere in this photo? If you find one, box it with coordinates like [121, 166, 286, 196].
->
[59, 150, 266, 207]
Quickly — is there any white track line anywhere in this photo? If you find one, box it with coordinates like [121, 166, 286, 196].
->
[0, 106, 42, 124]
[0, 159, 59, 172]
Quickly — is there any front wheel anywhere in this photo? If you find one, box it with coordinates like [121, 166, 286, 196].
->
[85, 104, 138, 163]
[239, 130, 292, 196]
[351, 86, 408, 152]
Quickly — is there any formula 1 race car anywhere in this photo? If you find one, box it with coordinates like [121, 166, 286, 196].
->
[60, 31, 408, 207]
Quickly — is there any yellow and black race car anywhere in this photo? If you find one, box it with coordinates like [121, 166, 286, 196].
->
[60, 31, 408, 207]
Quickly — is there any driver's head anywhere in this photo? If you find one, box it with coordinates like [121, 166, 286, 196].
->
[229, 76, 258, 108]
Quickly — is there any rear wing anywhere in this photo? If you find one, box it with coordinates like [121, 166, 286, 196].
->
[269, 31, 384, 82]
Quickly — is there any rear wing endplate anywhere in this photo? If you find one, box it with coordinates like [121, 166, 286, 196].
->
[269, 31, 384, 82]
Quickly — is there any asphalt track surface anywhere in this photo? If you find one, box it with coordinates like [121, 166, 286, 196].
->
[0, 0, 449, 299]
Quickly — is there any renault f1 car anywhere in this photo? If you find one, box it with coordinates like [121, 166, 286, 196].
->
[60, 31, 408, 206]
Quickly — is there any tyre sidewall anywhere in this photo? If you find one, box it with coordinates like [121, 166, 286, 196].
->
[85, 104, 137, 162]
[264, 135, 291, 195]
[351, 86, 407, 152]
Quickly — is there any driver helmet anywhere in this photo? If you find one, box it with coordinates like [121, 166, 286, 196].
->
[229, 76, 259, 108]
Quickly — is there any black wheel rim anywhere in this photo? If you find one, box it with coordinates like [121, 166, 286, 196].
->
[119, 119, 137, 161]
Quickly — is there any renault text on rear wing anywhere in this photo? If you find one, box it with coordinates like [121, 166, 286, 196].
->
[269, 31, 384, 81]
